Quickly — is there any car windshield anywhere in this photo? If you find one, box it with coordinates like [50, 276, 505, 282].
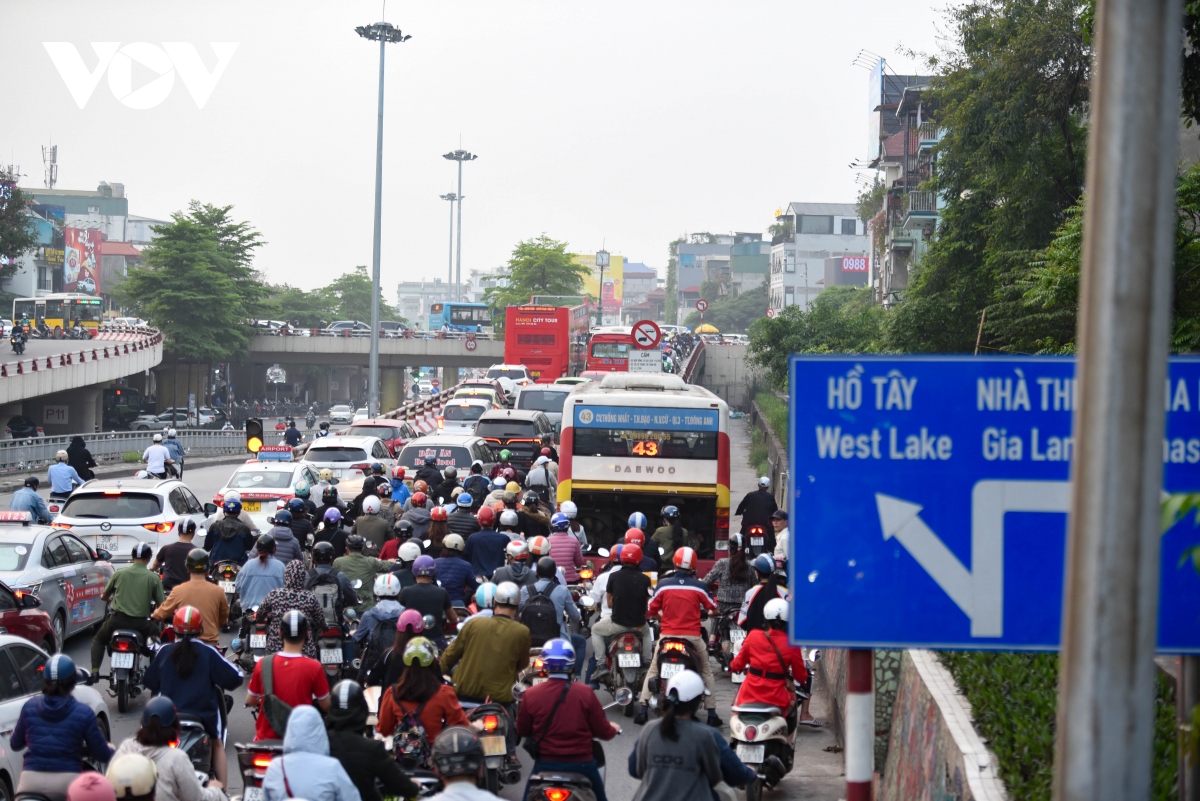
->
[227, 470, 296, 489]
[61, 492, 163, 519]
[330, 406, 351, 413]
[487, 368, 527, 380]
[347, 425, 400, 439]
[443, 404, 487, 422]
[517, 390, 571, 413]
[476, 420, 538, 438]
[398, 445, 471, 469]
[0, 542, 33, 571]
[306, 446, 369, 463]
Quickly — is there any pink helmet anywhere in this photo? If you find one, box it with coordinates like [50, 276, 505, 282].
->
[397, 608, 425, 634]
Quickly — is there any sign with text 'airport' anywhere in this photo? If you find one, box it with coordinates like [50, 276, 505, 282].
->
[789, 355, 1200, 653]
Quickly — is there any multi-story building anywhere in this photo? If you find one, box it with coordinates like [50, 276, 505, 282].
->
[128, 214, 169, 249]
[396, 278, 457, 326]
[623, 262, 658, 305]
[769, 203, 869, 311]
[729, 234, 769, 296]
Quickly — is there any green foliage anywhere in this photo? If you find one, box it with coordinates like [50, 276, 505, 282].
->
[665, 237, 684, 326]
[320, 265, 398, 323]
[748, 427, 768, 477]
[767, 219, 794, 239]
[122, 451, 141, 463]
[699, 280, 721, 305]
[0, 174, 36, 280]
[755, 391, 788, 444]
[268, 284, 331, 328]
[748, 287, 883, 389]
[855, 179, 886, 225]
[1183, 0, 1200, 128]
[484, 235, 590, 333]
[184, 202, 269, 317]
[684, 285, 769, 333]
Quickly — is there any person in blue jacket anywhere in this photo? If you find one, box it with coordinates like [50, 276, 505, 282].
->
[262, 705, 361, 801]
[433, 534, 477, 608]
[12, 654, 114, 801]
[10, 476, 52, 524]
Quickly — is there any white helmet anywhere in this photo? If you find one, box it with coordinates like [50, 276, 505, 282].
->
[443, 533, 465, 552]
[500, 509, 520, 528]
[55, 450, 68, 462]
[397, 541, 422, 562]
[167, 428, 177, 437]
[225, 491, 241, 503]
[363, 496, 381, 515]
[764, 597, 789, 622]
[505, 540, 528, 560]
[152, 433, 163, 442]
[758, 476, 771, 489]
[560, 500, 578, 519]
[373, 573, 401, 598]
[666, 669, 710, 703]
[535, 455, 549, 466]
[494, 581, 521, 607]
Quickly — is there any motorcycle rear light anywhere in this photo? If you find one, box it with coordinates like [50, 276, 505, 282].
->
[49, 504, 59, 513]
[253, 754, 273, 769]
[744, 725, 757, 741]
[664, 641, 685, 652]
[624, 642, 634, 651]
[168, 739, 179, 748]
[114, 640, 132, 652]
[545, 789, 571, 801]
[482, 714, 499, 732]
[579, 569, 594, 580]
[144, 521, 174, 533]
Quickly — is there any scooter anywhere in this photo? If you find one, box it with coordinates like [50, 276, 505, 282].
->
[232, 607, 268, 671]
[522, 687, 632, 801]
[105, 627, 153, 713]
[177, 714, 213, 777]
[645, 635, 700, 714]
[233, 740, 283, 801]
[599, 629, 648, 717]
[711, 609, 747, 682]
[305, 413, 316, 430]
[212, 561, 241, 629]
[47, 493, 71, 521]
[746, 524, 768, 556]
[316, 607, 358, 681]
[9, 333, 24, 355]
[463, 701, 520, 793]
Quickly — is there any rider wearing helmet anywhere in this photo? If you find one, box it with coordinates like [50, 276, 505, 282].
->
[628, 670, 726, 800]
[236, 534, 286, 611]
[652, 505, 695, 565]
[207, 498, 256, 566]
[389, 465, 411, 506]
[730, 598, 815, 733]
[625, 528, 660, 572]
[316, 484, 345, 526]
[90, 543, 163, 677]
[461, 460, 491, 503]
[547, 511, 584, 583]
[368, 610, 430, 690]
[376, 480, 401, 526]
[441, 581, 530, 706]
[293, 480, 318, 516]
[514, 639, 619, 801]
[462, 582, 498, 626]
[150, 518, 200, 594]
[462, 506, 508, 579]
[447, 492, 482, 538]
[266, 508, 305, 564]
[518, 490, 550, 539]
[484, 475, 508, 506]
[491, 536, 537, 589]
[518, 558, 585, 673]
[432, 465, 461, 506]
[324, 680, 420, 801]
[524, 455, 557, 506]
[488, 448, 517, 480]
[153, 549, 228, 645]
[47, 448, 84, 496]
[314, 507, 350, 559]
[376, 638, 470, 753]
[389, 539, 424, 589]
[400, 491, 433, 540]
[307, 542, 360, 624]
[352, 495, 389, 552]
[559, 500, 588, 549]
[434, 534, 478, 608]
[636, 544, 720, 728]
[735, 476, 779, 555]
[428, 727, 487, 792]
[414, 454, 443, 490]
[247, 610, 332, 741]
[589, 542, 653, 684]
[12, 654, 114, 800]
[399, 556, 457, 647]
[142, 609, 243, 786]
[352, 573, 404, 664]
[287, 497, 316, 546]
[738, 554, 790, 631]
[316, 421, 332, 438]
[163, 428, 185, 477]
[332, 535, 391, 612]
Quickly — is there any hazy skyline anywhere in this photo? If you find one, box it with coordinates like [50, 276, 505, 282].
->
[1, 1, 947, 293]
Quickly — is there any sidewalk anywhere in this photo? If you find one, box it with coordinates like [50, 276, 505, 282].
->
[0, 452, 249, 493]
[726, 417, 844, 798]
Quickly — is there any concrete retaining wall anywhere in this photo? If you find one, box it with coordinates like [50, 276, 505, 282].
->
[692, 343, 755, 409]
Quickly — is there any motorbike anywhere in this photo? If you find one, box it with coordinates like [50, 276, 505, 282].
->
[47, 493, 71, 520]
[316, 607, 358, 681]
[105, 626, 153, 713]
[212, 561, 241, 629]
[746, 524, 768, 556]
[463, 701, 520, 793]
[9, 333, 24, 355]
[233, 740, 284, 801]
[178, 714, 213, 777]
[305, 413, 315, 430]
[646, 635, 701, 714]
[520, 686, 632, 801]
[599, 629, 648, 717]
[233, 607, 267, 671]
[711, 609, 747, 681]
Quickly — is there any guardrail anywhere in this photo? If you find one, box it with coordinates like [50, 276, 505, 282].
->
[0, 325, 162, 379]
[252, 328, 496, 341]
[0, 428, 244, 473]
[379, 383, 473, 435]
[682, 340, 707, 383]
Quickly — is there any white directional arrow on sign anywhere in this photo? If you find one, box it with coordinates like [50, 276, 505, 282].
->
[876, 479, 1072, 638]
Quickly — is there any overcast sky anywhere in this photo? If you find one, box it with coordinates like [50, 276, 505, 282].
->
[0, 1, 947, 293]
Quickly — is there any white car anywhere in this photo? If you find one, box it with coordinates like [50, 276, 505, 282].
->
[485, 364, 533, 396]
[0, 635, 110, 791]
[352, 408, 369, 423]
[214, 461, 322, 531]
[55, 478, 214, 564]
[328, 405, 354, 424]
[418, 380, 433, 395]
[301, 435, 395, 480]
[437, 398, 494, 435]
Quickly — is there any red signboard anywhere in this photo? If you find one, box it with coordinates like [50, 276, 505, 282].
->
[63, 228, 102, 293]
[841, 256, 869, 272]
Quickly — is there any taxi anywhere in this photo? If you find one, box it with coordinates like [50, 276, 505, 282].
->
[214, 455, 321, 531]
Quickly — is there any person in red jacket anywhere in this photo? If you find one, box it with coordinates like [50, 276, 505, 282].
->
[730, 597, 817, 730]
[515, 639, 619, 801]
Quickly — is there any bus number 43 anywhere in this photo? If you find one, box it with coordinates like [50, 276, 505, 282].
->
[632, 441, 659, 456]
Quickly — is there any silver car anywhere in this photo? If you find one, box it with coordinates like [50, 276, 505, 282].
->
[0, 523, 115, 647]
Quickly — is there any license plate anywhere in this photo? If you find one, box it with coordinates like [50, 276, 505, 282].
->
[250, 634, 266, 649]
[97, 536, 117, 552]
[242, 501, 261, 512]
[751, 537, 764, 546]
[480, 735, 506, 756]
[320, 648, 343, 665]
[219, 581, 235, 593]
[244, 788, 264, 801]
[331, 470, 342, 478]
[736, 744, 764, 763]
[110, 652, 134, 669]
[660, 662, 684, 679]
[730, 627, 746, 646]
[617, 653, 641, 667]
[532, 676, 546, 685]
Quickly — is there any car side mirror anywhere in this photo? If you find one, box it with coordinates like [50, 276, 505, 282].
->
[203, 503, 217, 516]
[95, 549, 112, 562]
[21, 593, 40, 609]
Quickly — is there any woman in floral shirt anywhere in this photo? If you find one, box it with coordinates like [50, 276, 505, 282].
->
[255, 559, 325, 657]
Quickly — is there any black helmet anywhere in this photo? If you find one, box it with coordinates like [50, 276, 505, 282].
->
[178, 519, 197, 537]
[280, 609, 308, 641]
[536, 556, 556, 579]
[313, 541, 335, 565]
[396, 519, 414, 535]
[661, 504, 681, 520]
[346, 535, 365, 551]
[328, 679, 369, 726]
[141, 696, 178, 729]
[522, 491, 540, 508]
[320, 421, 330, 429]
[185, 548, 209, 573]
[322, 486, 339, 504]
[443, 465, 457, 480]
[131, 542, 153, 561]
[431, 726, 484, 778]
[255, 533, 277, 554]
[22, 476, 38, 488]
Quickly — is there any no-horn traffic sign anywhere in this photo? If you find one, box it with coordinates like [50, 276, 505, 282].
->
[632, 319, 661, 350]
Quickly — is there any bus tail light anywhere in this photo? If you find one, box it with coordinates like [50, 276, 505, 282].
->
[716, 508, 729, 531]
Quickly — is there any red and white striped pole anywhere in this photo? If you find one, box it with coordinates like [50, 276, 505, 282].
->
[846, 649, 874, 801]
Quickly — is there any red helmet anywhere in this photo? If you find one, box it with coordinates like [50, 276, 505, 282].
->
[430, 505, 449, 522]
[172, 605, 204, 636]
[413, 480, 428, 494]
[411, 492, 427, 508]
[392, 465, 406, 479]
[620, 543, 643, 566]
[540, 447, 551, 456]
[624, 528, 646, 547]
[673, 546, 697, 571]
[476, 506, 496, 527]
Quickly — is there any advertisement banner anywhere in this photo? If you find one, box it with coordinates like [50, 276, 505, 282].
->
[63, 228, 101, 294]
[574, 253, 624, 314]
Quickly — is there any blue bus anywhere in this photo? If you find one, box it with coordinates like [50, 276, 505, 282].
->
[429, 302, 493, 333]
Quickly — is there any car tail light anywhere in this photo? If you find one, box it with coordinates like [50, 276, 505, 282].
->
[482, 714, 499, 732]
[437, 417, 444, 429]
[104, 490, 122, 496]
[545, 789, 571, 801]
[664, 641, 685, 652]
[50, 522, 70, 529]
[744, 725, 757, 741]
[349, 463, 370, 471]
[144, 522, 174, 533]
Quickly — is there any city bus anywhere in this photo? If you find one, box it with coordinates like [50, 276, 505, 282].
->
[585, 326, 635, 372]
[429, 302, 493, 333]
[12, 294, 103, 337]
[504, 304, 589, 382]
[557, 372, 730, 561]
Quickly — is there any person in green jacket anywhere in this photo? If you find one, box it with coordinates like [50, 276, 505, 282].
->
[331, 536, 392, 612]
[652, 505, 696, 567]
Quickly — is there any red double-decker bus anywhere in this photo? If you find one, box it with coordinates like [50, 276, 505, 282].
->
[504, 305, 589, 382]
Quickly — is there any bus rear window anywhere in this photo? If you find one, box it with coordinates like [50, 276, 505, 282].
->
[572, 429, 718, 460]
[591, 342, 630, 359]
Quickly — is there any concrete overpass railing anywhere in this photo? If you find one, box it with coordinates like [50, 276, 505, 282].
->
[0, 326, 164, 406]
[248, 334, 504, 367]
[0, 428, 245, 473]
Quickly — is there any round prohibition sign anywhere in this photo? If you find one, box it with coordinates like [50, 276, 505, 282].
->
[766, 307, 777, 318]
[695, 299, 709, 312]
[632, 319, 661, 350]
[465, 339, 478, 351]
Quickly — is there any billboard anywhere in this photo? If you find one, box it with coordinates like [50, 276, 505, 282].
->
[63, 228, 101, 294]
[573, 253, 624, 317]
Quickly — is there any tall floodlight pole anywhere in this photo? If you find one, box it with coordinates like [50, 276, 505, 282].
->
[595, 249, 610, 325]
[443, 149, 477, 301]
[440, 193, 457, 289]
[356, 20, 410, 418]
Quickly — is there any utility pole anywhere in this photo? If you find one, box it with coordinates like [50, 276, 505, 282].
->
[595, 249, 610, 326]
[1053, 0, 1181, 798]
[440, 192, 457, 291]
[356, 20, 411, 419]
[443, 149, 477, 302]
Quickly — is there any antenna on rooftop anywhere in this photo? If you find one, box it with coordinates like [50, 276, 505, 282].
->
[42, 143, 57, 189]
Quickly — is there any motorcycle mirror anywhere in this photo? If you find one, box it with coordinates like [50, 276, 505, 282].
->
[597, 548, 610, 558]
[809, 648, 822, 663]
[511, 682, 528, 700]
[423, 540, 431, 548]
[352, 579, 363, 588]
[659, 546, 665, 555]
[422, 614, 436, 630]
[614, 687, 634, 706]
[75, 667, 91, 683]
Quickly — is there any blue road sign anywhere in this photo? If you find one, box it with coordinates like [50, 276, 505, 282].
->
[788, 355, 1200, 653]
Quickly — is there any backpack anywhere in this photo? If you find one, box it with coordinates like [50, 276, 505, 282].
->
[307, 571, 342, 627]
[391, 692, 432, 770]
[519, 583, 561, 647]
[463, 474, 490, 501]
[359, 614, 400, 682]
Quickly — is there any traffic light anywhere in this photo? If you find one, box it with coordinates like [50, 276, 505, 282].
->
[246, 418, 263, 453]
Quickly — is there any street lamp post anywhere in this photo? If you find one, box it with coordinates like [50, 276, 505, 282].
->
[442, 149, 478, 302]
[440, 192, 457, 290]
[595, 249, 610, 326]
[356, 20, 410, 418]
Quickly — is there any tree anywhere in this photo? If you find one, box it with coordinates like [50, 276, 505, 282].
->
[683, 284, 769, 333]
[0, 173, 36, 281]
[268, 284, 330, 328]
[320, 265, 398, 322]
[664, 236, 684, 326]
[184, 202, 270, 317]
[483, 235, 590, 332]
